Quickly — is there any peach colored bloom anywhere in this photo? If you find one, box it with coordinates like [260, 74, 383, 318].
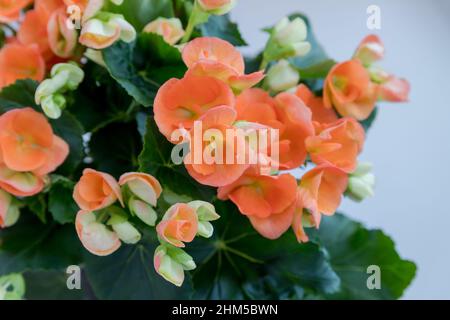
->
[353, 34, 385, 67]
[323, 60, 378, 121]
[119, 172, 162, 207]
[156, 203, 198, 248]
[377, 75, 410, 102]
[295, 84, 338, 125]
[143, 18, 185, 45]
[182, 37, 264, 92]
[76, 210, 121, 256]
[0, 165, 45, 197]
[0, 43, 45, 89]
[73, 169, 123, 211]
[0, 108, 69, 176]
[0, 0, 32, 23]
[184, 106, 250, 187]
[218, 170, 298, 239]
[47, 8, 78, 58]
[197, 0, 235, 15]
[154, 73, 235, 142]
[306, 118, 365, 173]
[236, 89, 314, 170]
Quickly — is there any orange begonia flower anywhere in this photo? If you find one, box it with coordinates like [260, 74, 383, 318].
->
[73, 168, 123, 211]
[47, 7, 78, 58]
[0, 108, 69, 176]
[154, 73, 235, 142]
[218, 170, 298, 239]
[182, 37, 264, 92]
[76, 210, 121, 256]
[156, 203, 198, 248]
[295, 84, 338, 125]
[306, 117, 365, 173]
[0, 164, 45, 197]
[184, 106, 250, 187]
[0, 0, 32, 23]
[323, 60, 378, 121]
[236, 89, 314, 170]
[119, 172, 162, 207]
[0, 43, 45, 89]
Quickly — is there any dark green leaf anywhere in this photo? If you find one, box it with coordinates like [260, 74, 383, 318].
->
[23, 270, 86, 300]
[109, 0, 175, 30]
[25, 194, 47, 224]
[0, 79, 38, 111]
[359, 107, 378, 133]
[189, 200, 340, 299]
[48, 176, 78, 224]
[298, 59, 336, 79]
[0, 214, 83, 276]
[89, 120, 142, 178]
[50, 112, 85, 175]
[84, 231, 192, 300]
[103, 33, 185, 107]
[311, 213, 417, 299]
[200, 14, 247, 46]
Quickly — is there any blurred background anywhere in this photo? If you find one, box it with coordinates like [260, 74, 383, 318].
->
[232, 0, 450, 300]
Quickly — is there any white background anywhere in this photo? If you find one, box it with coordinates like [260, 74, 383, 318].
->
[232, 0, 450, 299]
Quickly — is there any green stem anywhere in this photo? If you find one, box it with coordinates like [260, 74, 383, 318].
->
[181, 1, 209, 44]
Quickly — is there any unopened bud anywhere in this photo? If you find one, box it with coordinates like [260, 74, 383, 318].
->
[265, 59, 300, 92]
[129, 197, 158, 226]
[347, 162, 375, 202]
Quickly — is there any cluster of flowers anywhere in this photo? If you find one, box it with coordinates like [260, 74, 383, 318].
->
[72, 169, 220, 286]
[0, 108, 69, 228]
[153, 32, 409, 243]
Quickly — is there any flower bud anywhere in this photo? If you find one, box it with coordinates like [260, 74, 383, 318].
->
[41, 94, 66, 119]
[187, 200, 220, 221]
[84, 49, 107, 67]
[119, 172, 162, 207]
[129, 197, 157, 226]
[0, 274, 25, 300]
[156, 203, 198, 248]
[197, 0, 236, 15]
[265, 59, 300, 92]
[0, 190, 20, 229]
[111, 221, 141, 244]
[265, 17, 311, 62]
[51, 63, 85, 90]
[143, 18, 185, 45]
[353, 35, 385, 67]
[154, 245, 196, 287]
[347, 162, 375, 202]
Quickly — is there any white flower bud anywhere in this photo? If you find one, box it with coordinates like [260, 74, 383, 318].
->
[265, 59, 300, 92]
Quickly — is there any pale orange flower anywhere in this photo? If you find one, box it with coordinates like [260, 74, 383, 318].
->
[76, 210, 122, 256]
[156, 203, 198, 248]
[184, 106, 250, 187]
[306, 118, 365, 173]
[119, 172, 162, 206]
[236, 89, 314, 170]
[323, 60, 378, 121]
[154, 73, 235, 142]
[0, 43, 45, 89]
[0, 0, 32, 23]
[47, 7, 78, 58]
[218, 170, 298, 239]
[0, 108, 69, 176]
[295, 84, 338, 125]
[73, 169, 123, 211]
[182, 37, 264, 92]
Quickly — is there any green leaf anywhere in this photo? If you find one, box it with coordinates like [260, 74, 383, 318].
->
[50, 112, 85, 175]
[24, 194, 48, 224]
[359, 107, 378, 133]
[103, 33, 185, 107]
[23, 270, 86, 300]
[298, 59, 336, 80]
[0, 214, 83, 276]
[83, 231, 192, 299]
[188, 200, 340, 299]
[311, 213, 417, 299]
[0, 79, 38, 111]
[138, 115, 215, 201]
[200, 14, 247, 46]
[89, 120, 142, 178]
[109, 0, 175, 31]
[48, 176, 78, 224]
